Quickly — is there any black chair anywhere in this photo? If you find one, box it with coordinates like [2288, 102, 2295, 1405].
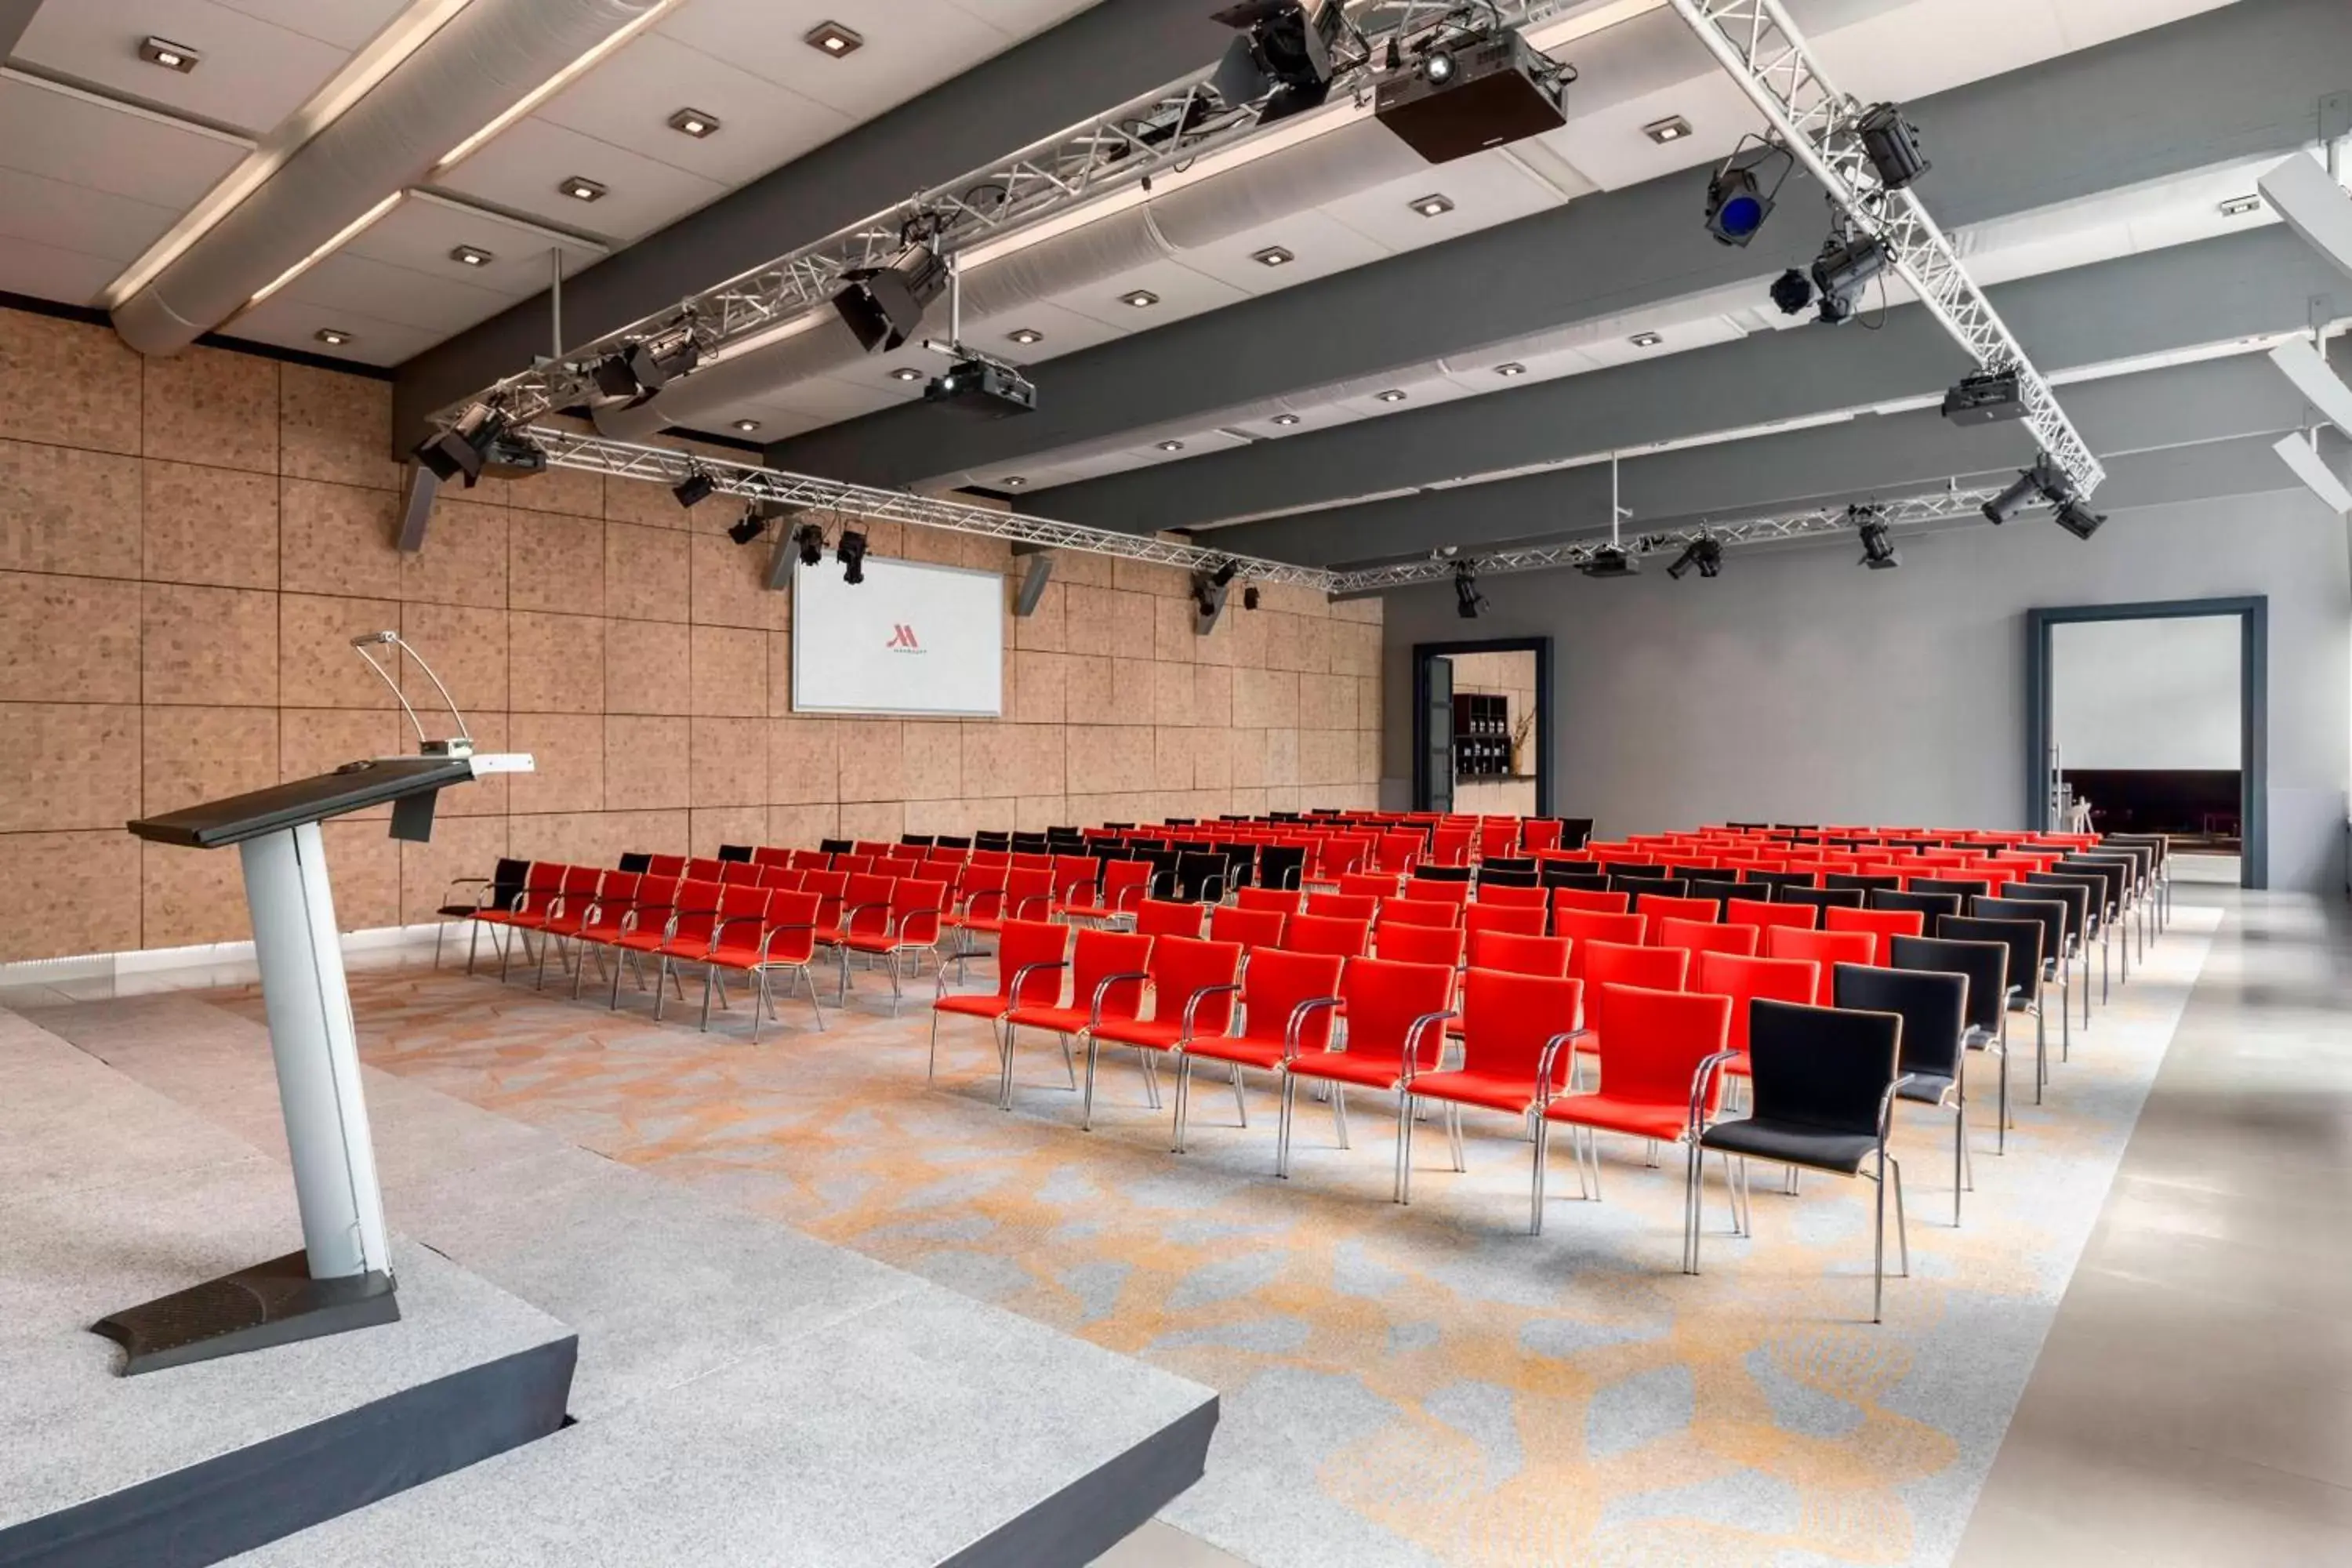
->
[1940, 915, 2047, 1105]
[1483, 855, 1536, 877]
[1693, 999, 1910, 1323]
[971, 830, 1011, 852]
[437, 856, 527, 971]
[1414, 863, 1473, 883]
[1267, 811, 1302, 822]
[2051, 860, 2126, 996]
[2066, 854, 2144, 976]
[1216, 842, 1256, 892]
[899, 833, 936, 848]
[1908, 877, 1989, 905]
[1890, 934, 2013, 1154]
[1780, 885, 1864, 915]
[1869, 887, 1960, 927]
[1610, 874, 1686, 898]
[819, 837, 854, 855]
[1165, 817, 1196, 827]
[2025, 871, 2103, 1022]
[1669, 863, 1720, 883]
[1477, 866, 1540, 888]
[1684, 877, 1747, 915]
[1604, 861, 1670, 880]
[1258, 844, 1307, 891]
[1825, 873, 1901, 894]
[1552, 818, 1595, 850]
[616, 851, 652, 874]
[1725, 821, 1771, 831]
[1741, 869, 1813, 897]
[1834, 964, 1972, 1226]
[1977, 895, 2072, 1065]
[2103, 833, 2172, 927]
[1173, 851, 1228, 903]
[1542, 868, 1612, 892]
[716, 844, 753, 863]
[1011, 831, 1051, 855]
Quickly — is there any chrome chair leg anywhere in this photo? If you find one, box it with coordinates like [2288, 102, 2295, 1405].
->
[1229, 1063, 1249, 1128]
[1393, 1092, 1414, 1204]
[1331, 1085, 1349, 1149]
[1276, 1073, 1297, 1178]
[1171, 1055, 1192, 1153]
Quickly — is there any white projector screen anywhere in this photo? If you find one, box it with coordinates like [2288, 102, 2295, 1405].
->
[791, 554, 1004, 717]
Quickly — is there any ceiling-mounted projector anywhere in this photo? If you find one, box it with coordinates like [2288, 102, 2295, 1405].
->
[1374, 28, 1570, 164]
[925, 358, 1037, 419]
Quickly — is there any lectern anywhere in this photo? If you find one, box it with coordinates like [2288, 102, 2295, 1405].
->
[102, 635, 529, 1374]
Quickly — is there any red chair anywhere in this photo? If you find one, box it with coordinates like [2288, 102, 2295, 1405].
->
[1475, 820, 1520, 862]
[1635, 893, 1719, 930]
[1174, 949, 1345, 1152]
[1338, 872, 1401, 901]
[1000, 928, 1154, 1110]
[1404, 969, 1582, 1216]
[1375, 920, 1466, 967]
[1234, 886, 1304, 916]
[1277, 958, 1457, 1187]
[1762, 927, 1875, 1002]
[1079, 937, 1244, 1130]
[930, 917, 1066, 1083]
[647, 854, 689, 877]
[684, 856, 724, 882]
[1555, 910, 1648, 979]
[644, 879, 726, 1020]
[1466, 929, 1571, 978]
[527, 865, 608, 988]
[800, 869, 849, 942]
[1656, 916, 1760, 963]
[718, 860, 763, 885]
[1134, 898, 1207, 939]
[1823, 905, 1923, 964]
[1380, 897, 1460, 931]
[1537, 985, 1733, 1238]
[1726, 897, 1817, 935]
[1305, 891, 1379, 922]
[1429, 821, 1475, 867]
[756, 863, 804, 891]
[487, 862, 571, 981]
[1283, 913, 1370, 959]
[942, 865, 1005, 975]
[1465, 902, 1546, 939]
[822, 868, 896, 952]
[1552, 887, 1632, 919]
[1693, 950, 1817, 1089]
[1474, 883, 1547, 912]
[1405, 877, 1472, 908]
[700, 887, 826, 1038]
[1374, 832, 1422, 878]
[1209, 904, 1287, 952]
[1058, 858, 1151, 927]
[838, 877, 949, 1013]
[1581, 940, 1689, 1034]
[561, 872, 641, 996]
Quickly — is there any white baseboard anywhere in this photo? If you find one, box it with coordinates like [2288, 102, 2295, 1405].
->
[2, 922, 448, 987]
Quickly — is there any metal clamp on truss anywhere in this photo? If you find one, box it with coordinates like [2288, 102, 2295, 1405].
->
[1666, 0, 2103, 496]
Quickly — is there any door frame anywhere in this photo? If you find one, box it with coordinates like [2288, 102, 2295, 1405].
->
[2026, 596, 2267, 889]
[1411, 637, 1555, 817]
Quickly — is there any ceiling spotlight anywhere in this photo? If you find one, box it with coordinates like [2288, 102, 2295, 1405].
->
[1210, 0, 1344, 125]
[1376, 389, 1407, 403]
[414, 403, 507, 488]
[889, 366, 924, 382]
[1856, 101, 1930, 191]
[2053, 497, 2107, 540]
[1006, 327, 1044, 345]
[836, 241, 948, 353]
[1643, 115, 1692, 144]
[731, 419, 761, 433]
[793, 521, 826, 567]
[673, 469, 715, 509]
[1982, 454, 2077, 525]
[1243, 585, 1261, 610]
[1811, 232, 1888, 325]
[1157, 440, 1185, 452]
[314, 328, 354, 347]
[1120, 289, 1160, 308]
[2220, 194, 2263, 219]
[1704, 164, 1772, 246]
[1855, 508, 1900, 569]
[1003, 476, 1028, 488]
[1252, 245, 1295, 267]
[805, 21, 862, 56]
[1270, 413, 1301, 426]
[592, 330, 699, 404]
[559, 176, 607, 202]
[1494, 362, 1527, 377]
[727, 508, 768, 546]
[140, 37, 200, 72]
[1666, 536, 1721, 580]
[450, 245, 495, 268]
[1769, 267, 1815, 316]
[1981, 467, 2042, 525]
[668, 107, 720, 138]
[1628, 332, 1664, 349]
[1453, 560, 1484, 619]
[1411, 193, 1455, 218]
[837, 528, 868, 585]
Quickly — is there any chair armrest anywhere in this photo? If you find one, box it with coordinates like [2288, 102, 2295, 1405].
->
[1399, 1010, 1460, 1083]
[706, 913, 766, 952]
[1534, 1029, 1582, 1109]
[1876, 1073, 1915, 1141]
[1177, 982, 1243, 1044]
[1087, 969, 1155, 1029]
[1688, 1049, 1740, 1131]
[758, 922, 815, 960]
[1004, 958, 1069, 1010]
[1281, 996, 1346, 1064]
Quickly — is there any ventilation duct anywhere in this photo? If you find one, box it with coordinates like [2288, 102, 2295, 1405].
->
[603, 104, 1433, 438]
[111, 0, 662, 357]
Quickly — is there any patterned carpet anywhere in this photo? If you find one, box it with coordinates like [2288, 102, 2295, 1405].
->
[237, 911, 2216, 1568]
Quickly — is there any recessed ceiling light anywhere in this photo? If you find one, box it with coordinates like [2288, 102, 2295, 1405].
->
[1270, 413, 1301, 426]
[888, 366, 925, 382]
[1410, 193, 1454, 217]
[1376, 389, 1408, 403]
[2219, 194, 2263, 218]
[140, 37, 200, 72]
[1252, 246, 1294, 267]
[1006, 327, 1044, 345]
[731, 419, 761, 433]
[1494, 362, 1527, 377]
[559, 176, 606, 202]
[1157, 440, 1185, 452]
[1643, 116, 1693, 144]
[805, 21, 862, 56]
[314, 328, 354, 347]
[1120, 289, 1160, 308]
[450, 245, 495, 267]
[668, 107, 721, 139]
[1629, 332, 1664, 348]
[1004, 477, 1028, 488]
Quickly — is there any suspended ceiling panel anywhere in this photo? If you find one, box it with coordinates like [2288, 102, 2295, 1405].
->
[14, 0, 367, 136]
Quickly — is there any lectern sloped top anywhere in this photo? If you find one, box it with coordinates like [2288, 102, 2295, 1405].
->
[129, 757, 477, 850]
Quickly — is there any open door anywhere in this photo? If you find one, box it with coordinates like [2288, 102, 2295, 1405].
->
[1424, 655, 1454, 814]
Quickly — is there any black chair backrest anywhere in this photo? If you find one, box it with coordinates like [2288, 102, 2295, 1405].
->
[819, 837, 854, 855]
[972, 830, 1011, 851]
[1604, 862, 1670, 879]
[1669, 863, 1720, 881]
[1780, 885, 1864, 913]
[1747, 999, 1903, 1136]
[1825, 873, 1901, 893]
[2023, 872, 2100, 931]
[1165, 817, 1196, 826]
[489, 856, 530, 909]
[1542, 868, 1612, 891]
[1936, 916, 2042, 1001]
[1218, 843, 1256, 889]
[1610, 875, 1687, 898]
[900, 833, 935, 848]
[1889, 934, 2008, 1037]
[1415, 863, 1473, 883]
[1684, 877, 1746, 913]
[1011, 831, 1051, 854]
[1258, 844, 1307, 889]
[1554, 818, 1595, 849]
[1477, 867, 1540, 888]
[1871, 887, 1961, 925]
[1102, 822, 1137, 830]
[716, 843, 753, 863]
[1908, 877, 1989, 903]
[616, 851, 652, 875]
[2089, 844, 2151, 886]
[1976, 895, 2067, 971]
[1483, 855, 1535, 874]
[1833, 962, 1967, 1084]
[1725, 821, 1771, 830]
[934, 834, 972, 850]
[1741, 869, 1813, 895]
[2060, 855, 2133, 904]
[1174, 851, 1227, 902]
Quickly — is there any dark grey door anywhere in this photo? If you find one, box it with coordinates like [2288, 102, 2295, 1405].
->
[1424, 655, 1454, 813]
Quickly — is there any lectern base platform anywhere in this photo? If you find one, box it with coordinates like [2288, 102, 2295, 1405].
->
[93, 1251, 400, 1376]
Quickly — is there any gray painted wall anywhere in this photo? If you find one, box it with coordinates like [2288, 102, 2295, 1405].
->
[1378, 489, 2352, 894]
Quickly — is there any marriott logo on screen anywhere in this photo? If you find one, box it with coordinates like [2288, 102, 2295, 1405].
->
[884, 624, 924, 652]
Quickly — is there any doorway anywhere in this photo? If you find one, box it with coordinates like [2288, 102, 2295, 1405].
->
[1412, 637, 1553, 816]
[2027, 597, 2266, 889]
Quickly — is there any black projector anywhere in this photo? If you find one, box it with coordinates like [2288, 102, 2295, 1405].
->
[1375, 29, 1567, 164]
[1941, 368, 2025, 426]
[925, 358, 1037, 419]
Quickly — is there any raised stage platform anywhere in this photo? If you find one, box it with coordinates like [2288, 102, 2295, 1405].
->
[5, 994, 1218, 1567]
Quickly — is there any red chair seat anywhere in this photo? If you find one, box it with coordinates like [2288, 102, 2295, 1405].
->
[1409, 1067, 1543, 1116]
[1181, 1034, 1287, 1071]
[1091, 1017, 1186, 1051]
[609, 927, 669, 955]
[1004, 1004, 1092, 1035]
[843, 930, 916, 955]
[935, 992, 1009, 1022]
[1541, 1091, 1690, 1142]
[1285, 1050, 1403, 1091]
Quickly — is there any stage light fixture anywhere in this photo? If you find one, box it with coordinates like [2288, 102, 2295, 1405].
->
[673, 469, 716, 509]
[2053, 497, 2106, 540]
[728, 508, 768, 546]
[1210, 0, 1343, 125]
[1243, 585, 1261, 610]
[1980, 466, 2043, 524]
[1705, 165, 1770, 246]
[794, 521, 826, 567]
[1811, 231, 1887, 325]
[1856, 101, 1930, 190]
[1854, 507, 1900, 569]
[1769, 267, 1814, 316]
[1666, 536, 1720, 580]
[837, 528, 867, 584]
[413, 403, 506, 488]
[836, 241, 948, 353]
[1453, 560, 1484, 618]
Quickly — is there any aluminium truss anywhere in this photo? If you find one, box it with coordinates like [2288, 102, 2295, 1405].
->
[1321, 485, 2007, 591]
[441, 0, 1580, 429]
[1666, 0, 2104, 496]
